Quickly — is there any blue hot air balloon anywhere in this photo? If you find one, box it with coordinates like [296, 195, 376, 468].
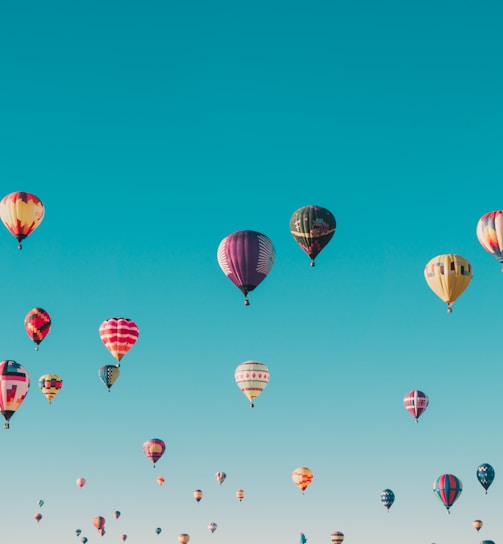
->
[433, 474, 462, 513]
[477, 463, 495, 494]
[380, 489, 395, 511]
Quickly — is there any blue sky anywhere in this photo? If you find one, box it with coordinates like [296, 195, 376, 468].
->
[0, 1, 502, 543]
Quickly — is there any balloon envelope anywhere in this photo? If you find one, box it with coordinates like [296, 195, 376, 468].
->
[99, 318, 139, 363]
[76, 477, 86, 488]
[194, 489, 203, 502]
[477, 210, 503, 269]
[38, 374, 63, 404]
[292, 467, 313, 494]
[34, 513, 42, 523]
[477, 463, 495, 493]
[208, 522, 217, 534]
[143, 438, 166, 466]
[331, 532, 344, 543]
[98, 365, 120, 390]
[93, 516, 106, 530]
[433, 473, 462, 512]
[234, 360, 269, 407]
[380, 489, 395, 510]
[473, 520, 483, 531]
[0, 191, 44, 248]
[215, 471, 226, 485]
[0, 360, 30, 429]
[178, 534, 190, 544]
[25, 308, 51, 349]
[236, 489, 245, 501]
[300, 532, 307, 544]
[403, 390, 428, 421]
[155, 528, 162, 535]
[121, 535, 127, 542]
[157, 476, 165, 486]
[114, 511, 121, 519]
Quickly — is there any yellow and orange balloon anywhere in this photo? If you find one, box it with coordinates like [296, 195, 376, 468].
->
[0, 191, 44, 249]
[292, 467, 313, 494]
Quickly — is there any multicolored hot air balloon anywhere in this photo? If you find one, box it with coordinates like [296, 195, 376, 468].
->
[289, 205, 336, 266]
[0, 360, 30, 429]
[477, 463, 495, 493]
[477, 211, 503, 270]
[380, 489, 395, 511]
[93, 516, 106, 536]
[99, 318, 139, 364]
[424, 254, 472, 313]
[217, 230, 276, 305]
[236, 489, 245, 502]
[114, 511, 121, 520]
[234, 360, 269, 408]
[403, 390, 429, 422]
[157, 476, 165, 486]
[121, 535, 127, 542]
[98, 365, 120, 391]
[38, 374, 63, 404]
[34, 513, 42, 523]
[76, 477, 86, 488]
[292, 467, 313, 494]
[331, 532, 344, 543]
[178, 534, 190, 544]
[473, 520, 483, 532]
[24, 308, 51, 350]
[215, 472, 226, 485]
[433, 473, 462, 513]
[0, 191, 45, 249]
[194, 489, 203, 502]
[143, 438, 166, 467]
[208, 522, 217, 534]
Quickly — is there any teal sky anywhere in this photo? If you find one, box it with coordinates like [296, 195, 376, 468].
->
[1, 1, 503, 543]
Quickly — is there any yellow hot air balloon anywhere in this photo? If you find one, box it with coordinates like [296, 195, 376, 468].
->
[38, 374, 63, 404]
[473, 519, 483, 532]
[0, 191, 45, 249]
[424, 254, 472, 313]
[292, 467, 313, 494]
[331, 532, 344, 544]
[193, 489, 203, 502]
[178, 534, 190, 544]
[236, 489, 245, 502]
[234, 360, 269, 408]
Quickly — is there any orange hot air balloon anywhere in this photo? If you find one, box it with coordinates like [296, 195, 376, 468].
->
[178, 534, 190, 544]
[93, 516, 106, 536]
[0, 191, 45, 249]
[38, 374, 63, 404]
[292, 467, 313, 494]
[193, 489, 203, 502]
[24, 308, 51, 350]
[157, 476, 166, 486]
[473, 520, 483, 532]
[236, 489, 245, 502]
[76, 477, 86, 488]
[99, 318, 139, 363]
[143, 438, 166, 467]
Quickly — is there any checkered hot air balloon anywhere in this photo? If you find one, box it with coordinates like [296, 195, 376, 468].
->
[0, 191, 45, 249]
[234, 360, 269, 408]
[143, 438, 166, 467]
[403, 390, 429, 422]
[0, 360, 30, 429]
[99, 318, 139, 364]
[380, 489, 395, 511]
[25, 308, 51, 350]
[38, 374, 63, 404]
[98, 365, 120, 391]
[433, 473, 462, 513]
[477, 463, 495, 494]
[292, 467, 313, 494]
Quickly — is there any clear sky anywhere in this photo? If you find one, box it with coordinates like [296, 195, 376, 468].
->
[0, 1, 502, 543]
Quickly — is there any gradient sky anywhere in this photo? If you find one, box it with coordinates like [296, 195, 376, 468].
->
[1, 1, 503, 543]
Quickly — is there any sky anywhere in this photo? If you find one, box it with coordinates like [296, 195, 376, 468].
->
[0, 0, 503, 543]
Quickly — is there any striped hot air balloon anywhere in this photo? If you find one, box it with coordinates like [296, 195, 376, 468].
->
[433, 473, 462, 513]
[331, 532, 344, 543]
[403, 390, 429, 422]
[38, 374, 63, 404]
[380, 489, 395, 511]
[477, 463, 495, 493]
[477, 210, 503, 270]
[292, 467, 313, 494]
[234, 360, 269, 408]
[99, 318, 139, 363]
[193, 489, 203, 502]
[215, 472, 226, 485]
[143, 438, 166, 467]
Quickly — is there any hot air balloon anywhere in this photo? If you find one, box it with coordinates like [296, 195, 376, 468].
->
[99, 318, 139, 364]
[208, 522, 217, 534]
[403, 390, 429, 422]
[76, 529, 82, 537]
[477, 211, 503, 270]
[473, 520, 483, 532]
[480, 540, 495, 544]
[300, 532, 307, 544]
[178, 534, 190, 544]
[76, 477, 86, 488]
[157, 476, 165, 486]
[194, 489, 203, 502]
[433, 474, 462, 513]
[0, 360, 30, 429]
[143, 438, 166, 467]
[234, 360, 269, 408]
[290, 205, 336, 266]
[98, 365, 120, 391]
[25, 308, 51, 350]
[292, 467, 313, 494]
[34, 513, 42, 523]
[217, 230, 276, 305]
[477, 463, 495, 493]
[114, 511, 121, 520]
[424, 254, 472, 313]
[331, 532, 344, 543]
[81, 538, 88, 544]
[93, 516, 106, 536]
[38, 499, 44, 507]
[0, 191, 45, 249]
[121, 535, 127, 542]
[38, 374, 63, 404]
[215, 471, 226, 485]
[155, 528, 162, 535]
[381, 489, 395, 511]
[236, 489, 245, 502]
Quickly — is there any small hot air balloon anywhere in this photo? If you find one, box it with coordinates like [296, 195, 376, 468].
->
[480, 540, 496, 544]
[473, 520, 483, 532]
[0, 360, 30, 429]
[403, 390, 429, 422]
[477, 211, 503, 270]
[217, 230, 276, 305]
[477, 463, 495, 493]
[235, 360, 269, 408]
[114, 511, 121, 520]
[75, 529, 82, 537]
[38, 499, 44, 508]
[155, 528, 162, 535]
[208, 522, 217, 534]
[433, 474, 462, 513]
[0, 191, 45, 249]
[236, 489, 245, 502]
[381, 489, 395, 511]
[178, 534, 190, 544]
[99, 318, 139, 364]
[81, 538, 88, 544]
[143, 438, 166, 467]
[98, 365, 120, 391]
[121, 535, 127, 542]
[300, 532, 307, 544]
[157, 476, 165, 486]
[93, 516, 106, 536]
[25, 308, 51, 350]
[76, 477, 86, 488]
[424, 254, 472, 313]
[194, 489, 203, 502]
[331, 532, 344, 543]
[215, 471, 226, 485]
[292, 467, 313, 494]
[34, 513, 42, 523]
[38, 374, 63, 404]
[290, 205, 336, 266]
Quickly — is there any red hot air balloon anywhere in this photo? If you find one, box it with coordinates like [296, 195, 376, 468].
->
[93, 516, 106, 536]
[99, 318, 139, 364]
[403, 390, 429, 422]
[477, 210, 503, 270]
[143, 438, 166, 467]
[24, 308, 51, 350]
[76, 477, 86, 488]
[0, 191, 45, 249]
[34, 513, 42, 523]
[0, 360, 30, 429]
[217, 230, 276, 305]
[433, 474, 462, 513]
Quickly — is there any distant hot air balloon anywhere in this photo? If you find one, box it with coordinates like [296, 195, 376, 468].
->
[331, 532, 344, 543]
[76, 529, 82, 537]
[38, 499, 44, 508]
[114, 511, 121, 520]
[81, 538, 88, 544]
[208, 522, 217, 534]
[290, 205, 336, 266]
[381, 489, 395, 511]
[98, 365, 120, 391]
[121, 535, 127, 542]
[157, 476, 165, 486]
[34, 513, 42, 523]
[433, 474, 462, 513]
[76, 477, 86, 488]
[473, 520, 483, 532]
[300, 532, 307, 544]
[155, 528, 162, 535]
[178, 534, 190, 544]
[477, 463, 495, 493]
[236, 489, 245, 502]
[0, 360, 30, 429]
[217, 230, 276, 305]
[0, 191, 45, 249]
[143, 438, 166, 467]
[292, 467, 313, 494]
[215, 472, 226, 485]
[403, 390, 429, 422]
[99, 318, 139, 364]
[424, 254, 472, 313]
[194, 489, 203, 502]
[25, 308, 51, 350]
[480, 540, 496, 544]
[38, 374, 63, 404]
[477, 211, 503, 270]
[93, 516, 106, 536]
[234, 360, 269, 408]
